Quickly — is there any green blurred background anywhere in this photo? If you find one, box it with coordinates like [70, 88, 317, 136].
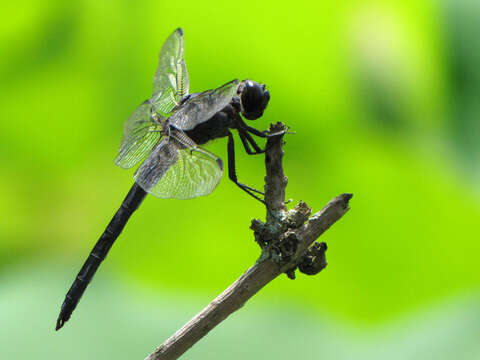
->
[1, 0, 479, 358]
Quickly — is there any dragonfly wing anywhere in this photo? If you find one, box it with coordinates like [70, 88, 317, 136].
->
[151, 28, 189, 116]
[115, 100, 164, 169]
[134, 129, 223, 199]
[169, 79, 239, 131]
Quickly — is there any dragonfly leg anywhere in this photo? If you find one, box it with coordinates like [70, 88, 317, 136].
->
[227, 132, 265, 203]
[238, 130, 265, 155]
[244, 124, 288, 138]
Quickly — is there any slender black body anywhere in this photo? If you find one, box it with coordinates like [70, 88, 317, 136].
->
[56, 184, 147, 330]
[56, 80, 272, 330]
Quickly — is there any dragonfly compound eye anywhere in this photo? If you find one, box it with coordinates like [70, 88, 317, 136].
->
[241, 80, 270, 120]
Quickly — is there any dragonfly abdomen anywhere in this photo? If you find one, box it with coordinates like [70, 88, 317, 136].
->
[56, 183, 147, 330]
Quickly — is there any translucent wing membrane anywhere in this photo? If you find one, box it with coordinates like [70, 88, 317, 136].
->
[134, 129, 223, 199]
[169, 79, 239, 130]
[117, 29, 227, 197]
[151, 28, 189, 116]
[115, 101, 163, 169]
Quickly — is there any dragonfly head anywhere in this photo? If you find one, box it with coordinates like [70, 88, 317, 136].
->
[239, 80, 270, 120]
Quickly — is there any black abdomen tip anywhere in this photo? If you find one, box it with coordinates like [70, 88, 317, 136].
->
[55, 301, 72, 331]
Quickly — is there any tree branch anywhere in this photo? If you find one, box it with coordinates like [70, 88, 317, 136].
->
[145, 122, 352, 360]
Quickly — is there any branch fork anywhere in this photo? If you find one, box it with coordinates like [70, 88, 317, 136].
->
[145, 122, 352, 360]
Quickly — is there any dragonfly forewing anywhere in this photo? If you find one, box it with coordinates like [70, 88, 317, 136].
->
[151, 28, 189, 117]
[169, 79, 239, 131]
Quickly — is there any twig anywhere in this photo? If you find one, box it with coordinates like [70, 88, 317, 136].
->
[145, 122, 352, 360]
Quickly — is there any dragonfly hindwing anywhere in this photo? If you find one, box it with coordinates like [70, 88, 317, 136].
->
[115, 101, 164, 169]
[134, 128, 223, 199]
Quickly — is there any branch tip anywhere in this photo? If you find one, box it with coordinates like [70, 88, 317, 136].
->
[340, 193, 353, 207]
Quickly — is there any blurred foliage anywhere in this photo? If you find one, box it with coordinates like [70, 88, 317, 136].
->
[2, 265, 480, 359]
[1, 0, 480, 353]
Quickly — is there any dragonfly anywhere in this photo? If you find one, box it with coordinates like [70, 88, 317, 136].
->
[55, 28, 276, 330]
